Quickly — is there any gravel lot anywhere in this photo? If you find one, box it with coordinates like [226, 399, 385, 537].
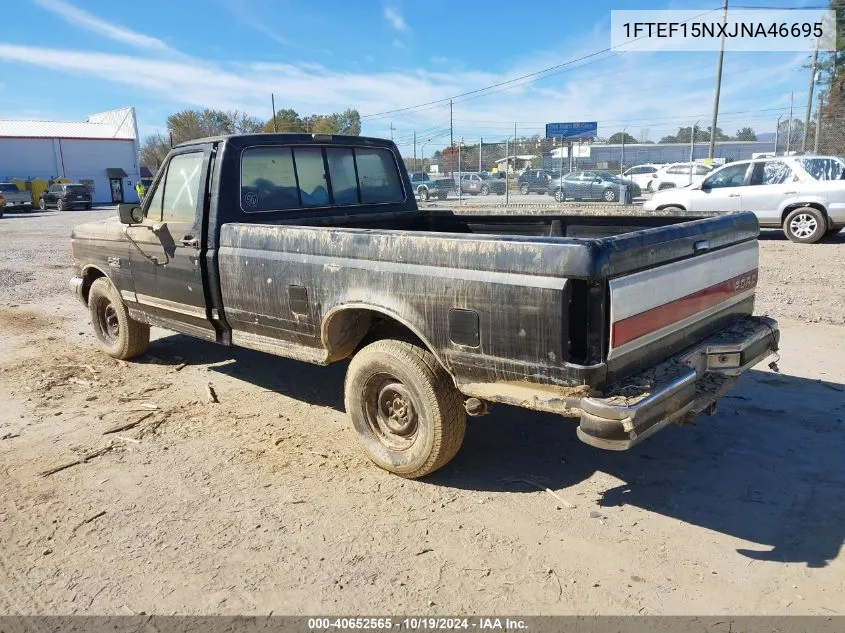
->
[1, 207, 844, 616]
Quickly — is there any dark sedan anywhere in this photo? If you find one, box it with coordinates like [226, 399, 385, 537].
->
[548, 170, 641, 202]
[458, 172, 506, 195]
[39, 183, 92, 210]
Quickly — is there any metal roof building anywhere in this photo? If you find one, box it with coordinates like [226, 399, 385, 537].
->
[0, 107, 142, 204]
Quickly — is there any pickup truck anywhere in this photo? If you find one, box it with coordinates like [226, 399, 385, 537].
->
[70, 133, 780, 478]
[409, 172, 455, 201]
[0, 183, 33, 211]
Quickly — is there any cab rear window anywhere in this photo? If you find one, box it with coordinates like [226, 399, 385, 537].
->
[240, 145, 405, 212]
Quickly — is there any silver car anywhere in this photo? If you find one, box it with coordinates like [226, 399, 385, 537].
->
[643, 156, 845, 243]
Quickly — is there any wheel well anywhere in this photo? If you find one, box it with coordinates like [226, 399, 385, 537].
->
[80, 266, 107, 304]
[322, 308, 431, 363]
[656, 204, 687, 211]
[781, 203, 828, 226]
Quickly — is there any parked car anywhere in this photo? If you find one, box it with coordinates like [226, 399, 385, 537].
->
[548, 170, 641, 202]
[0, 183, 33, 211]
[408, 172, 455, 201]
[69, 133, 779, 478]
[643, 155, 845, 243]
[517, 169, 553, 194]
[651, 162, 713, 191]
[39, 183, 92, 210]
[622, 165, 660, 191]
[457, 172, 506, 195]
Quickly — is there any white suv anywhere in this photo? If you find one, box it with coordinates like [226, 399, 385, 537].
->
[651, 162, 713, 191]
[643, 156, 845, 243]
[622, 164, 660, 191]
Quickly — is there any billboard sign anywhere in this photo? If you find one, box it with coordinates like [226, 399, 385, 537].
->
[545, 121, 598, 139]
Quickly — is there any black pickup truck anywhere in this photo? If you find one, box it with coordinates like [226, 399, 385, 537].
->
[70, 133, 779, 478]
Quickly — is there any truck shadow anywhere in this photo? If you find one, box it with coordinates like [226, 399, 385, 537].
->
[432, 368, 845, 569]
[145, 334, 844, 568]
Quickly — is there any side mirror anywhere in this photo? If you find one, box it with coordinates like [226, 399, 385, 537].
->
[118, 203, 143, 225]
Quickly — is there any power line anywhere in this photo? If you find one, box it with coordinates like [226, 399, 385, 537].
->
[360, 7, 722, 120]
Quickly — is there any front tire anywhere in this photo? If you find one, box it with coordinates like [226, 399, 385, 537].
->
[344, 339, 466, 479]
[88, 278, 150, 360]
[519, 183, 529, 195]
[554, 189, 565, 203]
[56, 199, 65, 211]
[784, 207, 826, 244]
[603, 188, 618, 202]
[480, 185, 490, 195]
[39, 198, 46, 210]
[417, 186, 430, 202]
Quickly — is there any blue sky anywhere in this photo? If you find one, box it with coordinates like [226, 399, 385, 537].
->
[0, 0, 827, 155]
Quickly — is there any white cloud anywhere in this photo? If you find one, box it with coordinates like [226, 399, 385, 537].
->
[0, 32, 805, 148]
[383, 7, 409, 34]
[32, 0, 174, 54]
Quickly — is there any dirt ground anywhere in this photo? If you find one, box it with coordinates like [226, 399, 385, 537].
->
[1, 208, 844, 616]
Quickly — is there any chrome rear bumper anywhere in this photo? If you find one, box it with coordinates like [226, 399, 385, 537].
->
[577, 316, 779, 450]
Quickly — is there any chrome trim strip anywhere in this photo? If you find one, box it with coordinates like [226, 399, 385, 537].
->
[135, 293, 207, 318]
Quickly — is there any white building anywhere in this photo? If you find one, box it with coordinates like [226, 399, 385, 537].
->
[0, 106, 142, 204]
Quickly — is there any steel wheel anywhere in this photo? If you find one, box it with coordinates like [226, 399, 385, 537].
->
[56, 198, 65, 211]
[520, 183, 529, 195]
[554, 189, 565, 203]
[364, 376, 419, 451]
[480, 185, 489, 195]
[39, 198, 46, 210]
[95, 301, 120, 345]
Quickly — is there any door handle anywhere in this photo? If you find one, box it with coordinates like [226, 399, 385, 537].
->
[784, 191, 797, 195]
[728, 194, 740, 197]
[180, 236, 200, 249]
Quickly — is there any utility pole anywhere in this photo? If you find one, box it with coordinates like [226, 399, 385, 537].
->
[389, 122, 394, 141]
[271, 93, 278, 132]
[505, 136, 509, 205]
[775, 114, 783, 153]
[513, 122, 517, 175]
[814, 91, 823, 153]
[449, 100, 454, 155]
[413, 131, 417, 173]
[479, 137, 482, 172]
[803, 36, 820, 152]
[786, 91, 794, 154]
[708, 0, 728, 162]
[689, 121, 700, 185]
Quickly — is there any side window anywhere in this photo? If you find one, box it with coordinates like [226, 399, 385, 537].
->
[162, 152, 204, 223]
[241, 147, 299, 211]
[145, 175, 165, 222]
[326, 148, 359, 205]
[355, 148, 403, 204]
[293, 147, 329, 207]
[706, 163, 749, 188]
[695, 165, 712, 175]
[761, 160, 793, 185]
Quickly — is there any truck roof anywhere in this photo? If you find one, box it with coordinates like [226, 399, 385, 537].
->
[175, 133, 396, 149]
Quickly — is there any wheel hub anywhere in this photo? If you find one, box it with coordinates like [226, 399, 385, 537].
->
[378, 383, 416, 435]
[97, 301, 120, 344]
[790, 214, 817, 238]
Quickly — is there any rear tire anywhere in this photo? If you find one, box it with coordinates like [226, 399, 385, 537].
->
[39, 198, 46, 210]
[480, 185, 489, 195]
[88, 278, 150, 360]
[603, 188, 618, 202]
[783, 207, 826, 244]
[56, 199, 65, 211]
[519, 183, 529, 195]
[344, 339, 466, 479]
[554, 189, 565, 203]
[417, 186, 430, 202]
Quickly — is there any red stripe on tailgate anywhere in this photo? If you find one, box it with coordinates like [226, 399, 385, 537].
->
[612, 268, 758, 348]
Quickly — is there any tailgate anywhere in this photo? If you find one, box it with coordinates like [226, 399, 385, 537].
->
[607, 240, 758, 364]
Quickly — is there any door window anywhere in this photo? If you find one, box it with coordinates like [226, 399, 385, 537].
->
[356, 148, 403, 204]
[326, 148, 359, 204]
[145, 178, 164, 221]
[241, 147, 299, 211]
[161, 152, 204, 223]
[749, 160, 793, 186]
[705, 163, 749, 188]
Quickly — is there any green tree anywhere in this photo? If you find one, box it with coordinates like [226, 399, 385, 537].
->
[735, 127, 757, 141]
[659, 126, 724, 143]
[263, 108, 361, 135]
[608, 132, 638, 144]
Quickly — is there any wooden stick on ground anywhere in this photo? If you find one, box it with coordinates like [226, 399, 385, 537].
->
[72, 510, 106, 533]
[102, 412, 153, 435]
[40, 445, 114, 478]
